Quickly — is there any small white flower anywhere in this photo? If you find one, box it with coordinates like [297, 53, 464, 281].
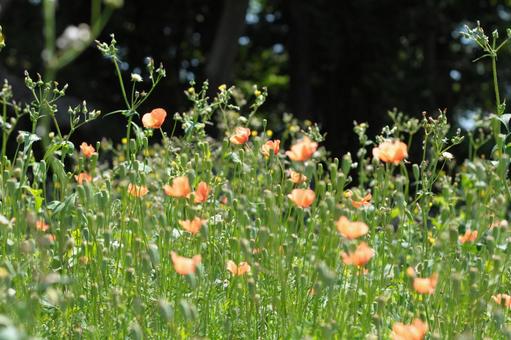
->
[210, 214, 223, 224]
[131, 73, 143, 82]
[56, 24, 91, 50]
[171, 228, 183, 239]
[441, 151, 454, 160]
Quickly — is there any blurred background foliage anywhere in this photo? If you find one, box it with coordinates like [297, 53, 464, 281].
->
[2, 0, 511, 156]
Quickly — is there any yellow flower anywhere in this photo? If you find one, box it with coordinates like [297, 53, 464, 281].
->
[0, 267, 9, 279]
[266, 130, 273, 137]
[218, 84, 227, 92]
[428, 232, 436, 245]
[122, 138, 128, 144]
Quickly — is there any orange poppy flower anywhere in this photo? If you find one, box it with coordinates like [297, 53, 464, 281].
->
[178, 217, 206, 235]
[229, 127, 251, 145]
[286, 136, 318, 162]
[170, 251, 201, 275]
[252, 247, 263, 255]
[164, 176, 191, 198]
[226, 260, 251, 276]
[74, 172, 92, 185]
[490, 220, 508, 229]
[341, 242, 374, 267]
[492, 294, 511, 308]
[459, 229, 478, 244]
[351, 193, 372, 208]
[288, 188, 316, 208]
[80, 142, 95, 158]
[128, 183, 148, 197]
[391, 319, 428, 340]
[36, 219, 49, 232]
[193, 181, 211, 203]
[142, 108, 167, 129]
[406, 266, 416, 278]
[372, 140, 408, 164]
[413, 273, 438, 294]
[336, 216, 369, 240]
[261, 139, 280, 158]
[289, 170, 307, 184]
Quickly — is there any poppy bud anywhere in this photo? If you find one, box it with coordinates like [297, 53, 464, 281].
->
[158, 299, 174, 322]
[148, 244, 160, 266]
[179, 299, 198, 321]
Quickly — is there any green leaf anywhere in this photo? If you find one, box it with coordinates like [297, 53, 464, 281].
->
[47, 193, 76, 215]
[497, 113, 511, 130]
[26, 187, 44, 211]
[0, 26, 4, 51]
[18, 131, 40, 154]
[229, 152, 241, 164]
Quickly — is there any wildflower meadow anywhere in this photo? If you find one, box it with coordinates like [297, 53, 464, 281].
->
[1, 20, 511, 339]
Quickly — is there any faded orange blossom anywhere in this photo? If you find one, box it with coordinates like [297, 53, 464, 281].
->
[336, 216, 369, 240]
[288, 188, 316, 208]
[459, 229, 478, 244]
[341, 242, 374, 267]
[75, 172, 92, 185]
[226, 260, 251, 276]
[128, 183, 148, 197]
[80, 142, 95, 158]
[261, 140, 280, 158]
[286, 136, 318, 162]
[413, 273, 438, 294]
[193, 181, 211, 204]
[372, 140, 408, 164]
[179, 217, 206, 235]
[289, 170, 307, 184]
[171, 251, 201, 275]
[406, 266, 416, 278]
[36, 219, 49, 232]
[142, 108, 167, 129]
[391, 319, 428, 340]
[164, 176, 191, 198]
[229, 127, 251, 145]
[351, 193, 372, 208]
[492, 294, 511, 308]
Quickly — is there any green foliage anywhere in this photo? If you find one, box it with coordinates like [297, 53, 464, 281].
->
[2, 24, 511, 339]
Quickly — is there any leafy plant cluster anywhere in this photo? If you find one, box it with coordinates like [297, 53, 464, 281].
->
[0, 24, 510, 339]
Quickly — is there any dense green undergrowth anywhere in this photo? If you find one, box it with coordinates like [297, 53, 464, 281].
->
[1, 25, 511, 339]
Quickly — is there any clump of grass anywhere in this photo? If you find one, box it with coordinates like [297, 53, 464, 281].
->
[0, 26, 510, 339]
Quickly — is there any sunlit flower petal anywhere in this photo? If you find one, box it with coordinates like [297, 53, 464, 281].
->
[372, 140, 408, 164]
[142, 108, 167, 129]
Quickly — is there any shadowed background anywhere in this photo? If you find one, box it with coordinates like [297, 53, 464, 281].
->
[1, 0, 511, 157]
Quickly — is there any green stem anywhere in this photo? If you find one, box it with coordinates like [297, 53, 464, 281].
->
[126, 115, 133, 162]
[1, 99, 7, 164]
[491, 56, 501, 113]
[114, 59, 131, 108]
[91, 0, 101, 23]
[43, 0, 56, 64]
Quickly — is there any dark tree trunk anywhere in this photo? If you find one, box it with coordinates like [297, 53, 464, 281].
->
[0, 0, 12, 16]
[284, 0, 312, 119]
[205, 0, 249, 89]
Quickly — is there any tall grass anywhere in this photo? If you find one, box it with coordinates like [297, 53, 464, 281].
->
[0, 25, 510, 339]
